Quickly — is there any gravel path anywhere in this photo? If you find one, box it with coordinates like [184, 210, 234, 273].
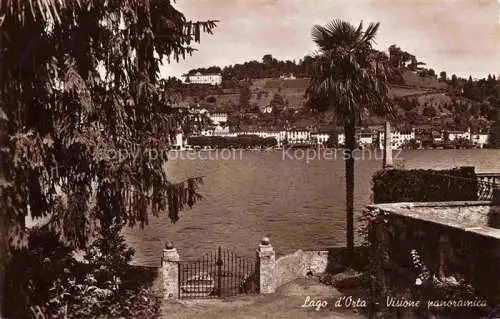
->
[160, 277, 367, 319]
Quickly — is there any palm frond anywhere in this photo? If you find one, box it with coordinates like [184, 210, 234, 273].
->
[361, 22, 380, 44]
[311, 24, 331, 50]
[307, 19, 393, 125]
[354, 20, 364, 40]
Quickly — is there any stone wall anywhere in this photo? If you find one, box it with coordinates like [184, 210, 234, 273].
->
[366, 201, 500, 306]
[275, 250, 328, 288]
[160, 238, 335, 299]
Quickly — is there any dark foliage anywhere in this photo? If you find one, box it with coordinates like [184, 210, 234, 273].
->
[487, 119, 500, 148]
[3, 223, 161, 318]
[206, 96, 217, 103]
[422, 105, 437, 118]
[188, 135, 277, 148]
[0, 1, 217, 317]
[0, 0, 216, 252]
[396, 97, 419, 112]
[3, 227, 78, 317]
[372, 167, 478, 203]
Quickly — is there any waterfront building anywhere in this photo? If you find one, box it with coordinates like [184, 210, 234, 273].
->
[337, 130, 374, 147]
[197, 130, 312, 148]
[358, 132, 374, 147]
[471, 133, 489, 148]
[337, 133, 345, 146]
[285, 130, 311, 145]
[447, 127, 471, 141]
[432, 131, 444, 144]
[378, 128, 416, 150]
[311, 133, 330, 146]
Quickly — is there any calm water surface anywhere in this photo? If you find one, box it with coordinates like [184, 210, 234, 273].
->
[123, 149, 500, 266]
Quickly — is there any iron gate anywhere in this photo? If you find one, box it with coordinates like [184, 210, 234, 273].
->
[178, 246, 257, 299]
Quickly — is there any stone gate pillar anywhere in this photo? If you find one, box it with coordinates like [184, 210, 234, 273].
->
[162, 241, 180, 299]
[257, 237, 276, 294]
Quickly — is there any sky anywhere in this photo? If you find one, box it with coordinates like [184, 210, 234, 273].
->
[159, 0, 500, 80]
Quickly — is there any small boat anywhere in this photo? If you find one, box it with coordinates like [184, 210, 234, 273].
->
[181, 272, 215, 296]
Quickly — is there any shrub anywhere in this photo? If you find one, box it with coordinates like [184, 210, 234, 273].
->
[3, 227, 78, 318]
[188, 135, 277, 148]
[206, 96, 216, 103]
[422, 106, 437, 117]
[3, 220, 159, 318]
[84, 219, 135, 285]
[372, 167, 478, 203]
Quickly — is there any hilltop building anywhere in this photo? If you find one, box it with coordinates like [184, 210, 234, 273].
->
[279, 73, 296, 80]
[181, 72, 222, 85]
[208, 113, 228, 126]
[263, 106, 273, 114]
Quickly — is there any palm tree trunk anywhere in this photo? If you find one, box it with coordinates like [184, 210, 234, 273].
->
[0, 32, 7, 316]
[0, 119, 7, 318]
[0, 209, 7, 317]
[344, 118, 356, 263]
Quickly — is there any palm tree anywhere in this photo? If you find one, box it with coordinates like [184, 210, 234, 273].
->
[306, 19, 394, 262]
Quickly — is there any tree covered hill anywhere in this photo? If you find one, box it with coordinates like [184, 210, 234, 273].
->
[172, 46, 500, 131]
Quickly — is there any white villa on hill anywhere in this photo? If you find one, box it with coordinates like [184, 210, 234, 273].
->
[208, 113, 228, 125]
[262, 106, 273, 114]
[279, 73, 296, 80]
[181, 72, 222, 85]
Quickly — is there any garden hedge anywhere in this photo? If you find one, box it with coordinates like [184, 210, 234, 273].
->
[372, 166, 478, 203]
[187, 135, 277, 148]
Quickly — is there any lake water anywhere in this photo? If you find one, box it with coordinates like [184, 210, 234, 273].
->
[123, 149, 500, 266]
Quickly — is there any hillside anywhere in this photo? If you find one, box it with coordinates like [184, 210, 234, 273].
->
[170, 66, 497, 133]
[400, 70, 447, 90]
[249, 78, 309, 111]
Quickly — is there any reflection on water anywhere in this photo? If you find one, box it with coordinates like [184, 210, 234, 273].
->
[123, 149, 500, 266]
